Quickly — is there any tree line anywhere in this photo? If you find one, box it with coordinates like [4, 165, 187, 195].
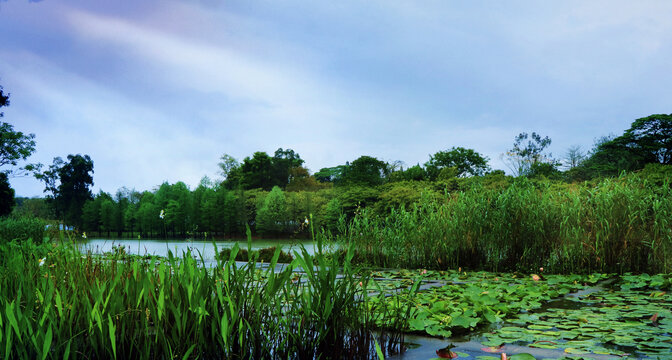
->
[2, 81, 672, 237]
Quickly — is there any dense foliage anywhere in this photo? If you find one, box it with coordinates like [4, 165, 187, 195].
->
[331, 171, 672, 274]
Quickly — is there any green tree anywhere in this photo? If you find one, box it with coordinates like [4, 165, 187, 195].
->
[137, 192, 159, 238]
[271, 148, 304, 187]
[0, 85, 36, 176]
[38, 154, 94, 228]
[99, 197, 116, 237]
[314, 165, 348, 183]
[0, 172, 14, 216]
[570, 115, 672, 180]
[425, 147, 489, 179]
[286, 166, 329, 191]
[11, 197, 52, 219]
[503, 132, 554, 177]
[255, 186, 287, 235]
[402, 164, 427, 181]
[240, 152, 274, 190]
[624, 114, 672, 164]
[340, 156, 389, 186]
[323, 198, 343, 233]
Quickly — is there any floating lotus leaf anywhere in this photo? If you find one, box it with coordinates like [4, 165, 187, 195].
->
[527, 324, 553, 330]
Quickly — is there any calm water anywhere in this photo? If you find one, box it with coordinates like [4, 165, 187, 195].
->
[77, 238, 319, 261]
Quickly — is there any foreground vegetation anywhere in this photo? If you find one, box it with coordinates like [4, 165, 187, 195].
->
[331, 172, 672, 274]
[0, 234, 417, 359]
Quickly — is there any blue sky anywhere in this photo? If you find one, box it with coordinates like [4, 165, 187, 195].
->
[1, 0, 671, 197]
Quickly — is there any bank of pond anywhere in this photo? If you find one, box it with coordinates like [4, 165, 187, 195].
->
[1, 237, 671, 359]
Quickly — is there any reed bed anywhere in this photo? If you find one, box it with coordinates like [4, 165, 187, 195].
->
[333, 175, 672, 274]
[0, 232, 415, 359]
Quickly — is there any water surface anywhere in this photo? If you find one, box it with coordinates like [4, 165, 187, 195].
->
[78, 238, 319, 261]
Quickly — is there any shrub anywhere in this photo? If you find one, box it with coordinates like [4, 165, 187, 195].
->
[0, 216, 46, 242]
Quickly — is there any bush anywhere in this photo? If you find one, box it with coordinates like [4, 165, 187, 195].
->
[0, 217, 46, 242]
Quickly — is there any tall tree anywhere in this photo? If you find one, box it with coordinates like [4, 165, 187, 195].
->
[271, 148, 304, 187]
[240, 152, 274, 190]
[218, 154, 240, 181]
[0, 172, 14, 216]
[0, 85, 36, 175]
[255, 186, 288, 235]
[38, 154, 94, 228]
[571, 114, 672, 180]
[563, 145, 586, 170]
[624, 114, 672, 164]
[340, 156, 389, 186]
[425, 147, 490, 179]
[503, 132, 554, 177]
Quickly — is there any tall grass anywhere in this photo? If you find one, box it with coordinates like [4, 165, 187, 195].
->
[333, 175, 672, 274]
[0, 231, 415, 359]
[0, 216, 46, 242]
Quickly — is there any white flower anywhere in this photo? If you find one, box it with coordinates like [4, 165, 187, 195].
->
[304, 217, 309, 225]
[82, 232, 87, 239]
[159, 209, 165, 219]
[39, 257, 46, 267]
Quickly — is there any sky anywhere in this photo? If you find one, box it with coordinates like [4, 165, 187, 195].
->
[1, 0, 671, 197]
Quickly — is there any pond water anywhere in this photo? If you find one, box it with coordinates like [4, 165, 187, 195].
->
[77, 238, 319, 261]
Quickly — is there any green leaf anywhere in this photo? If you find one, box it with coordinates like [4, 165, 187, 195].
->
[374, 339, 385, 360]
[41, 326, 52, 360]
[4, 301, 20, 342]
[108, 315, 117, 359]
[63, 340, 71, 360]
[181, 344, 197, 360]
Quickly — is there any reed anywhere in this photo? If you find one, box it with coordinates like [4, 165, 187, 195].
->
[0, 230, 415, 359]
[332, 175, 672, 274]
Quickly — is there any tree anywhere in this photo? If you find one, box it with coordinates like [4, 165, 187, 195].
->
[401, 164, 427, 181]
[502, 132, 553, 177]
[0, 85, 36, 175]
[563, 145, 586, 170]
[571, 114, 672, 180]
[271, 148, 304, 187]
[340, 156, 389, 186]
[425, 147, 489, 179]
[218, 154, 240, 180]
[240, 152, 274, 190]
[624, 114, 672, 164]
[255, 186, 288, 235]
[0, 172, 14, 216]
[314, 165, 348, 183]
[286, 166, 329, 191]
[37, 154, 94, 227]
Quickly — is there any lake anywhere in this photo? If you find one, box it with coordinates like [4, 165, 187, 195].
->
[77, 238, 320, 262]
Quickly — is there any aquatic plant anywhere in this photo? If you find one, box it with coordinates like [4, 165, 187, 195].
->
[332, 175, 672, 273]
[0, 232, 415, 359]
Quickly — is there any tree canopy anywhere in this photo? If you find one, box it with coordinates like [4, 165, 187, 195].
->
[425, 147, 490, 179]
[0, 86, 36, 175]
[503, 132, 555, 177]
[37, 154, 94, 227]
[340, 156, 389, 186]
